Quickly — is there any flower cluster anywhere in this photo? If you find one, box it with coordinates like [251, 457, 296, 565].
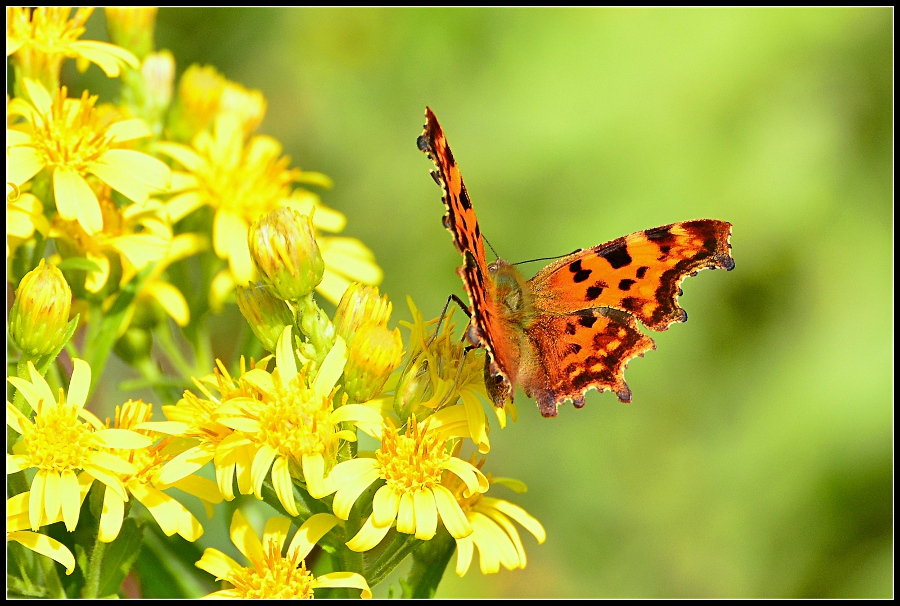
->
[6, 8, 543, 599]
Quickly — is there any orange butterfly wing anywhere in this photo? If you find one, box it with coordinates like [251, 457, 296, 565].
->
[417, 108, 518, 402]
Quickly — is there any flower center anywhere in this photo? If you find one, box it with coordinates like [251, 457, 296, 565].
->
[24, 401, 95, 472]
[228, 539, 315, 599]
[256, 379, 335, 460]
[376, 420, 449, 492]
[31, 88, 114, 172]
[194, 127, 299, 223]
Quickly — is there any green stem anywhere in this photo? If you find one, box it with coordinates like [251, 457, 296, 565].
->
[365, 533, 423, 588]
[405, 526, 456, 598]
[81, 532, 108, 599]
[293, 293, 334, 364]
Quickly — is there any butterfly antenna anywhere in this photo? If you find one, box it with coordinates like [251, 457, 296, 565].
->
[512, 250, 580, 267]
[482, 235, 501, 261]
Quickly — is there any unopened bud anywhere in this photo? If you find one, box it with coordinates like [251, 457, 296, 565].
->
[343, 324, 404, 403]
[248, 208, 324, 302]
[235, 282, 293, 353]
[9, 260, 73, 357]
[333, 283, 392, 344]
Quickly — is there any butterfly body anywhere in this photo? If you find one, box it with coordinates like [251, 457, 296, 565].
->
[419, 108, 734, 417]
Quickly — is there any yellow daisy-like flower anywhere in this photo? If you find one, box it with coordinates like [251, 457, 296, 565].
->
[444, 460, 546, 576]
[156, 356, 270, 498]
[6, 7, 139, 88]
[7, 78, 171, 235]
[215, 327, 383, 515]
[156, 113, 381, 306]
[325, 412, 489, 552]
[50, 187, 172, 293]
[94, 399, 222, 543]
[6, 359, 152, 532]
[197, 510, 371, 599]
[395, 300, 498, 452]
[6, 190, 50, 259]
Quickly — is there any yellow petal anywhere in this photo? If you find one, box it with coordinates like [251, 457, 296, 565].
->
[7, 531, 75, 575]
[54, 168, 102, 234]
[346, 513, 392, 553]
[272, 456, 299, 516]
[196, 547, 241, 581]
[99, 485, 125, 542]
[396, 492, 416, 535]
[313, 572, 372, 599]
[286, 513, 339, 561]
[6, 144, 45, 186]
[230, 509, 263, 563]
[433, 484, 472, 539]
[413, 488, 438, 540]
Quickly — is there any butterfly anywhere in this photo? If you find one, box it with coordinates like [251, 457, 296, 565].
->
[417, 107, 734, 418]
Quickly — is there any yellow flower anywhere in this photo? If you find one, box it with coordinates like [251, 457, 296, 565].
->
[444, 461, 546, 576]
[156, 356, 270, 499]
[7, 79, 171, 235]
[93, 399, 222, 543]
[7, 7, 139, 88]
[394, 300, 498, 453]
[196, 510, 371, 599]
[6, 359, 152, 532]
[6, 190, 50, 258]
[157, 113, 381, 306]
[214, 327, 383, 514]
[50, 187, 172, 293]
[324, 413, 489, 552]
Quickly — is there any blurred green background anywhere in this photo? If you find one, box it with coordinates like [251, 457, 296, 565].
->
[87, 7, 892, 598]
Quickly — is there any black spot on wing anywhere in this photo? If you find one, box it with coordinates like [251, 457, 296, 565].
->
[564, 322, 577, 335]
[458, 182, 472, 210]
[636, 266, 649, 279]
[578, 315, 597, 328]
[618, 279, 635, 291]
[568, 260, 592, 283]
[585, 282, 605, 301]
[599, 241, 632, 269]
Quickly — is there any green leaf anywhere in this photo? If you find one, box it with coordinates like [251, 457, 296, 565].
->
[97, 517, 146, 597]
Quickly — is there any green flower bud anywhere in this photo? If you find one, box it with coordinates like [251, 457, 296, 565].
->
[9, 260, 73, 357]
[248, 207, 325, 302]
[333, 283, 392, 344]
[343, 324, 404, 403]
[235, 282, 293, 353]
[393, 352, 434, 421]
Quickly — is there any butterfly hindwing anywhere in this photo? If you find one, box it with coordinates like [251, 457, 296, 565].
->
[522, 308, 657, 417]
[529, 220, 734, 330]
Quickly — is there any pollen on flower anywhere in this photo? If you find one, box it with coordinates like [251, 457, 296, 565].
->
[30, 88, 114, 171]
[226, 539, 316, 599]
[377, 418, 449, 492]
[257, 376, 335, 458]
[23, 396, 94, 473]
